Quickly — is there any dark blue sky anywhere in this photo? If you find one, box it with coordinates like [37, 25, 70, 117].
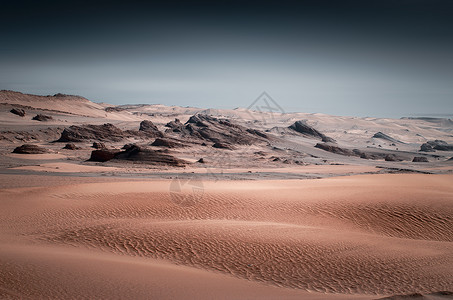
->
[1, 0, 452, 117]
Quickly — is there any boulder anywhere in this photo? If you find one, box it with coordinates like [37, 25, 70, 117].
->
[32, 114, 53, 121]
[88, 149, 118, 162]
[412, 156, 429, 162]
[420, 143, 434, 152]
[12, 144, 48, 154]
[10, 108, 25, 117]
[63, 143, 77, 150]
[385, 154, 397, 161]
[420, 140, 453, 151]
[92, 142, 106, 149]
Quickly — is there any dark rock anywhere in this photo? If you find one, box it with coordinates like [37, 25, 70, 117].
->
[89, 149, 118, 162]
[32, 114, 53, 121]
[212, 142, 234, 150]
[122, 143, 136, 150]
[12, 144, 48, 154]
[197, 158, 205, 163]
[353, 149, 371, 159]
[385, 154, 397, 161]
[246, 128, 269, 139]
[315, 143, 354, 156]
[151, 138, 183, 148]
[289, 121, 335, 142]
[201, 142, 207, 146]
[412, 156, 429, 162]
[57, 123, 127, 142]
[92, 142, 106, 149]
[421, 140, 453, 151]
[168, 114, 269, 145]
[420, 143, 434, 152]
[113, 145, 187, 167]
[372, 132, 402, 144]
[63, 143, 77, 150]
[139, 120, 163, 137]
[429, 291, 453, 296]
[165, 118, 187, 133]
[376, 292, 424, 299]
[54, 93, 68, 97]
[105, 106, 124, 112]
[10, 108, 25, 117]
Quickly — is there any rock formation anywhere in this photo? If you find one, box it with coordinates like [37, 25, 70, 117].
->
[372, 132, 402, 144]
[412, 156, 429, 162]
[10, 108, 25, 117]
[12, 144, 48, 154]
[32, 114, 53, 121]
[289, 121, 335, 142]
[420, 140, 453, 151]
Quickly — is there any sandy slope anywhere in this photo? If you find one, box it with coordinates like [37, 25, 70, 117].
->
[1, 174, 452, 299]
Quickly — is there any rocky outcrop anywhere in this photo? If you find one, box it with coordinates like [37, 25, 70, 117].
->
[10, 108, 25, 117]
[92, 142, 106, 149]
[57, 123, 127, 142]
[420, 143, 434, 152]
[420, 140, 453, 152]
[372, 132, 402, 144]
[63, 143, 78, 150]
[412, 156, 429, 162]
[165, 118, 187, 133]
[12, 144, 48, 154]
[151, 138, 184, 148]
[384, 154, 397, 161]
[212, 142, 234, 150]
[113, 145, 187, 167]
[57, 121, 164, 143]
[89, 149, 118, 162]
[166, 114, 269, 146]
[32, 114, 53, 121]
[316, 143, 407, 161]
[315, 143, 354, 156]
[289, 121, 335, 142]
[139, 120, 163, 138]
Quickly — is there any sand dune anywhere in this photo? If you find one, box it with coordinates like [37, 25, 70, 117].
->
[1, 174, 452, 299]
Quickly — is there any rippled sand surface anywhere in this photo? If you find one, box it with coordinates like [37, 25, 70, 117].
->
[1, 174, 452, 299]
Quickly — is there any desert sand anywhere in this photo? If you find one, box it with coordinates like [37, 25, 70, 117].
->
[1, 174, 452, 299]
[1, 90, 453, 299]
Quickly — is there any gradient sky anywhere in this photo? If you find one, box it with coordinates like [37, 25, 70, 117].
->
[1, 0, 452, 117]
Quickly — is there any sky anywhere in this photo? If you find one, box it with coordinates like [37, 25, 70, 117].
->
[1, 0, 452, 118]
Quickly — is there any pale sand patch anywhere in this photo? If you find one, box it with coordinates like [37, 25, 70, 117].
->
[7, 153, 67, 160]
[11, 162, 122, 173]
[183, 164, 378, 174]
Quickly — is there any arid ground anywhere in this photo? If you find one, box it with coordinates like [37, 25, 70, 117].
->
[1, 90, 452, 299]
